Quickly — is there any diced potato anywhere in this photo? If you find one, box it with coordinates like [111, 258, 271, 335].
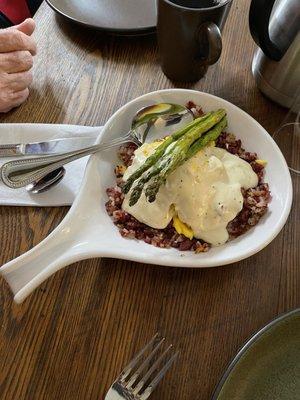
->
[115, 165, 127, 176]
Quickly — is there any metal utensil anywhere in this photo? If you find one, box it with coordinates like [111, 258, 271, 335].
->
[1, 103, 194, 189]
[0, 133, 98, 195]
[0, 135, 99, 157]
[105, 334, 178, 400]
[26, 167, 66, 194]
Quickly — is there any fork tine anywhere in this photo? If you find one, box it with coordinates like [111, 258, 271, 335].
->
[119, 334, 159, 381]
[139, 351, 179, 400]
[125, 337, 165, 388]
[132, 344, 173, 395]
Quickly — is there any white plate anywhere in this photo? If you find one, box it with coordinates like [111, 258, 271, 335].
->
[0, 89, 293, 303]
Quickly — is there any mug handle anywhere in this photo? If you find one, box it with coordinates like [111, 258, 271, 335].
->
[197, 22, 222, 66]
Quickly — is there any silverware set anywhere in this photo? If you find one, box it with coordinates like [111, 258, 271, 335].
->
[0, 135, 98, 193]
[0, 103, 193, 193]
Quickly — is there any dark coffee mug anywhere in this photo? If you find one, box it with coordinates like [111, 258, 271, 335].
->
[157, 0, 233, 82]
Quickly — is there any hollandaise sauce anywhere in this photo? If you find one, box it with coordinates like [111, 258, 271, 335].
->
[122, 142, 258, 246]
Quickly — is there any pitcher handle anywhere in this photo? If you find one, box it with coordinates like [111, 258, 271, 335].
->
[249, 0, 283, 61]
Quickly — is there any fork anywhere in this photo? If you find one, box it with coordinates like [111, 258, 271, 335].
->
[105, 334, 178, 400]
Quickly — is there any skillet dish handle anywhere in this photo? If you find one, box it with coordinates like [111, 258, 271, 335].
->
[0, 221, 86, 303]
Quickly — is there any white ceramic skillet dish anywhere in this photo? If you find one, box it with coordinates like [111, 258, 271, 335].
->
[0, 90, 293, 303]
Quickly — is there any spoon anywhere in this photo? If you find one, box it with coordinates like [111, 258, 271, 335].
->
[26, 167, 66, 194]
[1, 103, 194, 189]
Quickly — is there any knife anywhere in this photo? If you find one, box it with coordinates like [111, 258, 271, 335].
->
[0, 134, 99, 157]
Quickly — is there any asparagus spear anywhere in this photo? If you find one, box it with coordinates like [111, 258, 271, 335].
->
[127, 110, 226, 207]
[128, 125, 203, 206]
[122, 112, 212, 194]
[144, 116, 227, 203]
[129, 109, 226, 206]
[128, 109, 226, 206]
[186, 116, 227, 159]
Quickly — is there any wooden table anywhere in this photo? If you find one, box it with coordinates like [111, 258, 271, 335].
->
[0, 2, 299, 399]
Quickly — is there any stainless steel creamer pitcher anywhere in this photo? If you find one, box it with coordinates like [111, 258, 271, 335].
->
[249, 0, 300, 108]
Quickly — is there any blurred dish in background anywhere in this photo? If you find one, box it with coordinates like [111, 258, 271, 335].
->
[213, 309, 300, 400]
[46, 0, 156, 35]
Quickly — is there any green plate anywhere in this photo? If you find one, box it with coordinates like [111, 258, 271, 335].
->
[213, 309, 300, 400]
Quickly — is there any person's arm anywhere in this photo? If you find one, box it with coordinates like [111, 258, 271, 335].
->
[0, 18, 36, 113]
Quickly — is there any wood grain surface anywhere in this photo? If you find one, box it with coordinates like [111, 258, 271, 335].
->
[0, 2, 299, 399]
